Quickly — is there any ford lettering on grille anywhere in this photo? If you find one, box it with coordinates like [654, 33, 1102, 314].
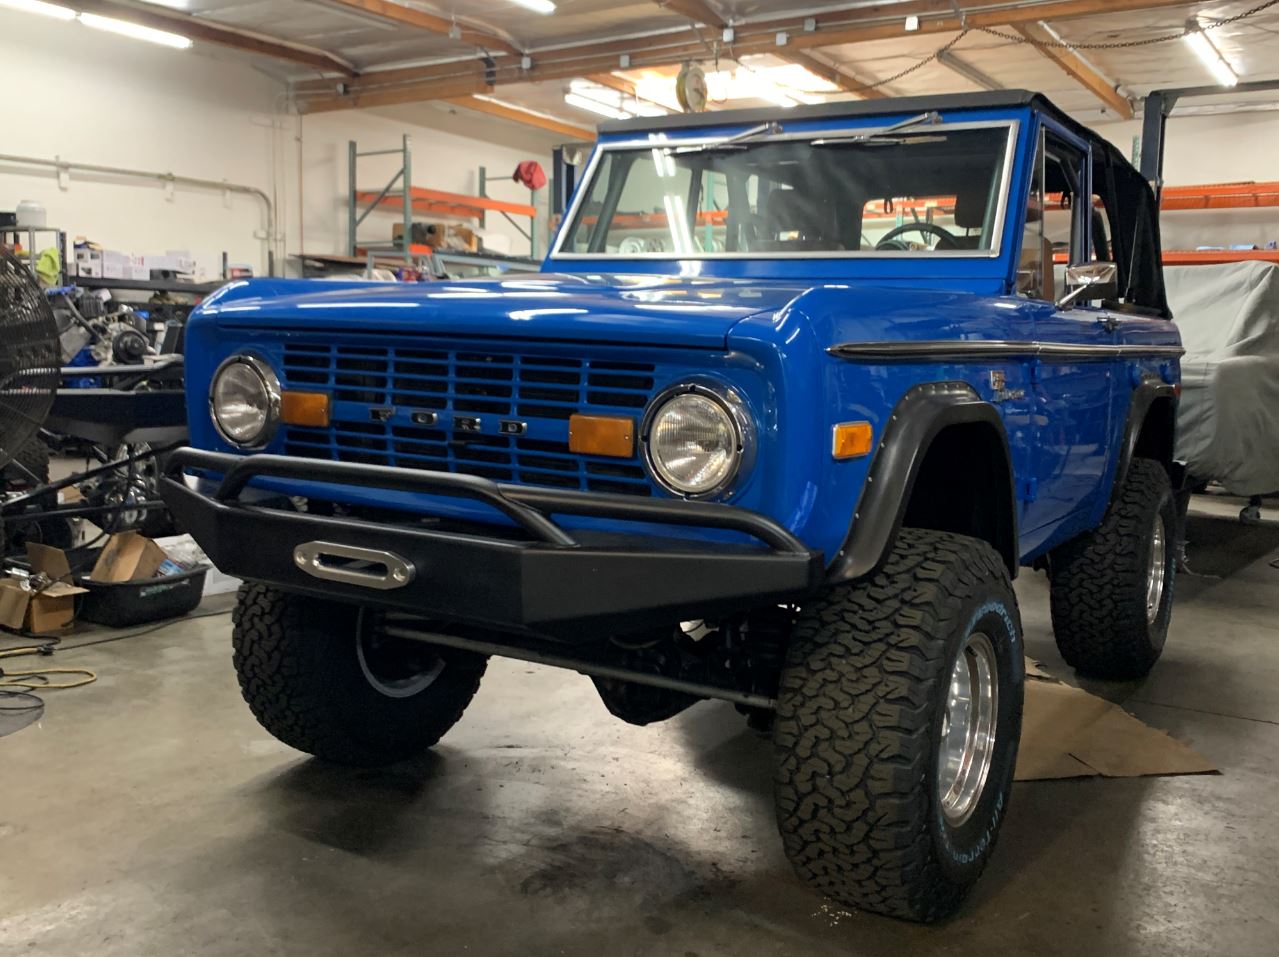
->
[279, 342, 658, 497]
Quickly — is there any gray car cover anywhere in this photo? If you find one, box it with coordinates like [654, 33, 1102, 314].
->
[1164, 260, 1279, 495]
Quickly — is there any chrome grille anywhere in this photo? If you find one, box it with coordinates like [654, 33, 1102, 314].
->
[279, 342, 656, 496]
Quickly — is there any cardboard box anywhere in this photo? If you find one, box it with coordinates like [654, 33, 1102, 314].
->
[25, 582, 84, 634]
[101, 250, 144, 280]
[450, 226, 479, 253]
[393, 220, 449, 248]
[0, 578, 30, 631]
[144, 253, 198, 276]
[74, 249, 103, 277]
[0, 544, 89, 634]
[167, 252, 197, 274]
[89, 531, 168, 583]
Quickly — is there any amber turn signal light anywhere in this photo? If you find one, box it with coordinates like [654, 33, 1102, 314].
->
[280, 391, 331, 428]
[832, 421, 873, 459]
[568, 414, 634, 458]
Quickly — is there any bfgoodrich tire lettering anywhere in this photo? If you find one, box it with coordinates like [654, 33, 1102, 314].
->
[773, 528, 1025, 922]
[1049, 457, 1177, 680]
[231, 583, 487, 766]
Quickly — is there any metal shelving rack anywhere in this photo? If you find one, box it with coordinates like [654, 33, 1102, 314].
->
[2, 225, 67, 286]
[348, 135, 414, 265]
[347, 135, 540, 265]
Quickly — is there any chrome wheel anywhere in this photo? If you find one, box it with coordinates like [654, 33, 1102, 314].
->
[357, 626, 445, 699]
[937, 631, 999, 826]
[1146, 514, 1167, 624]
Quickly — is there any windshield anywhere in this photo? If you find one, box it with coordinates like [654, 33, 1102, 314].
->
[557, 124, 1011, 258]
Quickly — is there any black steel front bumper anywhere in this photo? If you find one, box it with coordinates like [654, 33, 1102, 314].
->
[161, 449, 822, 639]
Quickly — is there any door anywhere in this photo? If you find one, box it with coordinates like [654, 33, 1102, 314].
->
[1020, 127, 1117, 541]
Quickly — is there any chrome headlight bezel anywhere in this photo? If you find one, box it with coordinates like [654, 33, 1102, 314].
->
[209, 353, 281, 448]
[641, 382, 755, 499]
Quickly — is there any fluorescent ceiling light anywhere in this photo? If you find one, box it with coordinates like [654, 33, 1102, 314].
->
[506, 0, 556, 13]
[630, 102, 669, 117]
[698, 64, 832, 108]
[937, 49, 1001, 92]
[1184, 22, 1238, 87]
[0, 0, 75, 20]
[566, 80, 667, 120]
[79, 13, 192, 48]
[564, 93, 630, 120]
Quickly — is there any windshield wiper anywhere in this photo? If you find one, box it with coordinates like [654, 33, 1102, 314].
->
[673, 121, 784, 155]
[812, 111, 942, 147]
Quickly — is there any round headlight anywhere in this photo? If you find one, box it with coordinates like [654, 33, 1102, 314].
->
[645, 389, 745, 497]
[210, 355, 280, 447]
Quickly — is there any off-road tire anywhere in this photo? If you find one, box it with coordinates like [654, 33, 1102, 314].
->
[231, 583, 487, 766]
[773, 528, 1025, 922]
[1049, 458, 1176, 680]
[3, 435, 51, 487]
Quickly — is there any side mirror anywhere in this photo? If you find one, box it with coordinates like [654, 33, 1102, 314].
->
[1056, 262, 1119, 310]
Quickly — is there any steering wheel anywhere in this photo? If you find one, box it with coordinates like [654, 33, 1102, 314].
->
[875, 222, 961, 251]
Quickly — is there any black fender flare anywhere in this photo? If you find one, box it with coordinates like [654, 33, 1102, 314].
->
[827, 381, 1017, 583]
[1112, 377, 1178, 503]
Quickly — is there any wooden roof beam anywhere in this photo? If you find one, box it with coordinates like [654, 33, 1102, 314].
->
[75, 0, 357, 76]
[294, 0, 1194, 108]
[655, 0, 726, 29]
[1014, 22, 1133, 119]
[761, 0, 1194, 54]
[323, 0, 522, 56]
[443, 96, 596, 140]
[304, 76, 496, 113]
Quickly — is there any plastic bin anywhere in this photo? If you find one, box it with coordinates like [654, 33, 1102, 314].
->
[77, 565, 209, 627]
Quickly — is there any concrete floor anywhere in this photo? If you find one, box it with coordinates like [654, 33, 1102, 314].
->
[2, 499, 1278, 956]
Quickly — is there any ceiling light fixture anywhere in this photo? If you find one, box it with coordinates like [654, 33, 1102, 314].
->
[704, 65, 830, 109]
[79, 12, 193, 48]
[0, 0, 75, 20]
[1184, 20, 1238, 87]
[937, 49, 1001, 91]
[565, 80, 668, 120]
[506, 0, 556, 13]
[564, 92, 630, 120]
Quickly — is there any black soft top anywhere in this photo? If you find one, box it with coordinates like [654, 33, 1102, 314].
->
[599, 89, 1084, 137]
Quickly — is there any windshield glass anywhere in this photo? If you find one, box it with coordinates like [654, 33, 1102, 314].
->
[557, 125, 1011, 258]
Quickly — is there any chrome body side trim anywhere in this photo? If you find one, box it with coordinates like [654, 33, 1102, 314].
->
[827, 341, 1186, 363]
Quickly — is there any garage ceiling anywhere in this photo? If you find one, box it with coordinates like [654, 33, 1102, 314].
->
[70, 0, 1279, 131]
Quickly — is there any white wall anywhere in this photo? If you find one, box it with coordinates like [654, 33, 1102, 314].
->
[0, 12, 287, 279]
[1096, 109, 1279, 252]
[0, 14, 561, 281]
[297, 103, 559, 265]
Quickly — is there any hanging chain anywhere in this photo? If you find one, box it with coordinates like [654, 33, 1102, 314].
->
[850, 30, 972, 91]
[977, 0, 1279, 49]
[846, 0, 1278, 92]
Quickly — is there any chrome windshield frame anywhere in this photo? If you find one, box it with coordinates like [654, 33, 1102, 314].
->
[549, 119, 1020, 262]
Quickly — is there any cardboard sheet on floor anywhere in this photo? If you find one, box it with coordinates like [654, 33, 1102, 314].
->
[1015, 667, 1217, 781]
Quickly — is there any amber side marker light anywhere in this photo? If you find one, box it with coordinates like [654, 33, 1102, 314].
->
[568, 414, 635, 458]
[832, 421, 873, 459]
[280, 391, 331, 428]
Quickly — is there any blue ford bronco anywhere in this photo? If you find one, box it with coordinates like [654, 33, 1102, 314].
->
[163, 91, 1183, 921]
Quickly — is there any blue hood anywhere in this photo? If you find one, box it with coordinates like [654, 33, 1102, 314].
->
[197, 274, 811, 349]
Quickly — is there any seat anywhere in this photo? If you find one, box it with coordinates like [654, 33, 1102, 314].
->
[948, 189, 986, 249]
[760, 189, 841, 250]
